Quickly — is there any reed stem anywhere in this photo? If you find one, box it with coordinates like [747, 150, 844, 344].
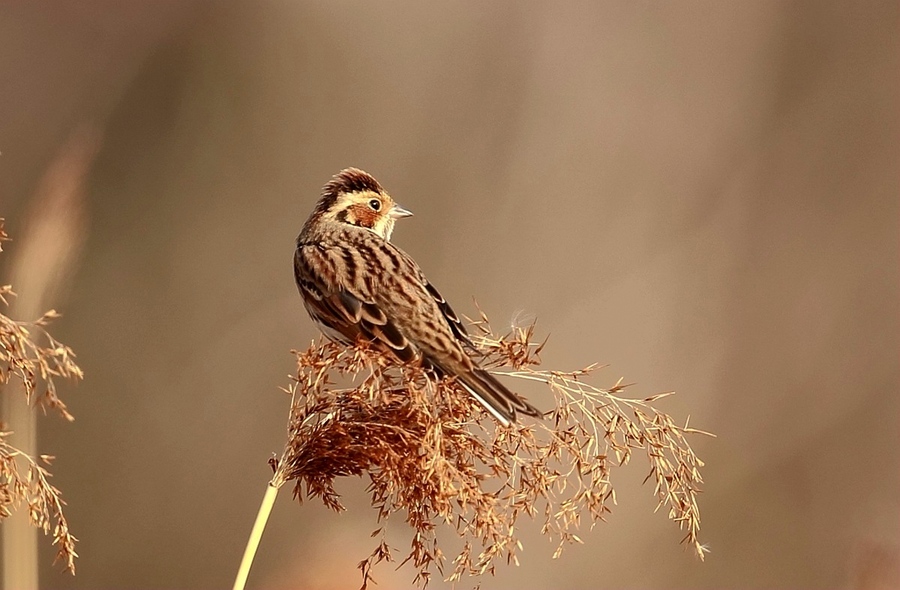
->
[233, 483, 280, 590]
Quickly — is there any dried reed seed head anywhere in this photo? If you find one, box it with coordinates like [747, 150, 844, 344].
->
[1, 219, 82, 573]
[271, 312, 711, 588]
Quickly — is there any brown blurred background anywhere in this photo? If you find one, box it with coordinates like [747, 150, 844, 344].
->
[1, 1, 897, 588]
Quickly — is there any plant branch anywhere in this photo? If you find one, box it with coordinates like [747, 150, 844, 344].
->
[232, 483, 281, 590]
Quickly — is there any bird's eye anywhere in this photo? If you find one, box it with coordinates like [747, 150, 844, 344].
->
[368, 199, 382, 211]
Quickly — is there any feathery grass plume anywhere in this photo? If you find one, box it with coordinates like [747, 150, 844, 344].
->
[252, 307, 712, 588]
[0, 219, 83, 573]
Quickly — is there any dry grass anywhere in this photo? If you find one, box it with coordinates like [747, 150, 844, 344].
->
[267, 308, 712, 588]
[0, 219, 82, 573]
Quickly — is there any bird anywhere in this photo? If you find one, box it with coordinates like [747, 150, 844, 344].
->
[294, 167, 543, 426]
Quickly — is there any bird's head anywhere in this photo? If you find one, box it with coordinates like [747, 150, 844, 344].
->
[309, 168, 413, 240]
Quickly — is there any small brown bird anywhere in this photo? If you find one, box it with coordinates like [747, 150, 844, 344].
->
[294, 168, 542, 426]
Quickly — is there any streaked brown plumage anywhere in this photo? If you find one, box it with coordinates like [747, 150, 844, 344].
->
[294, 167, 542, 426]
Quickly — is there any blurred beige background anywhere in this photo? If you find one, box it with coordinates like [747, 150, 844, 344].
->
[1, 1, 897, 588]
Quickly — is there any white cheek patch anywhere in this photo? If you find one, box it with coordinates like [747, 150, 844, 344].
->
[379, 218, 396, 241]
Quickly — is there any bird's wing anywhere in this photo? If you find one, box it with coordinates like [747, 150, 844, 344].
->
[294, 242, 417, 362]
[422, 280, 475, 350]
[296, 237, 542, 425]
[383, 242, 475, 351]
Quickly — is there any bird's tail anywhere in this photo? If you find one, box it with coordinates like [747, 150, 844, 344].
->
[457, 368, 543, 426]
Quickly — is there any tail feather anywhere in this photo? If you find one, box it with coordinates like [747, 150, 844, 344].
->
[457, 368, 543, 426]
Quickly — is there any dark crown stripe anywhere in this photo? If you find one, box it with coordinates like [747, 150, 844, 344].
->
[310, 168, 384, 221]
[323, 168, 383, 199]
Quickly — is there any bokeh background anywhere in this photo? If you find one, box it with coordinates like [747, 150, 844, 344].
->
[1, 1, 897, 588]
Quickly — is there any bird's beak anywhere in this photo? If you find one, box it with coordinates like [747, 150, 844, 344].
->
[390, 204, 414, 219]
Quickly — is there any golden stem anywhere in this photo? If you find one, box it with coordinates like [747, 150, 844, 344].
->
[232, 483, 281, 590]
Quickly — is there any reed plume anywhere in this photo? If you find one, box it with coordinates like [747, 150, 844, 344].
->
[236, 307, 712, 588]
[0, 219, 83, 574]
